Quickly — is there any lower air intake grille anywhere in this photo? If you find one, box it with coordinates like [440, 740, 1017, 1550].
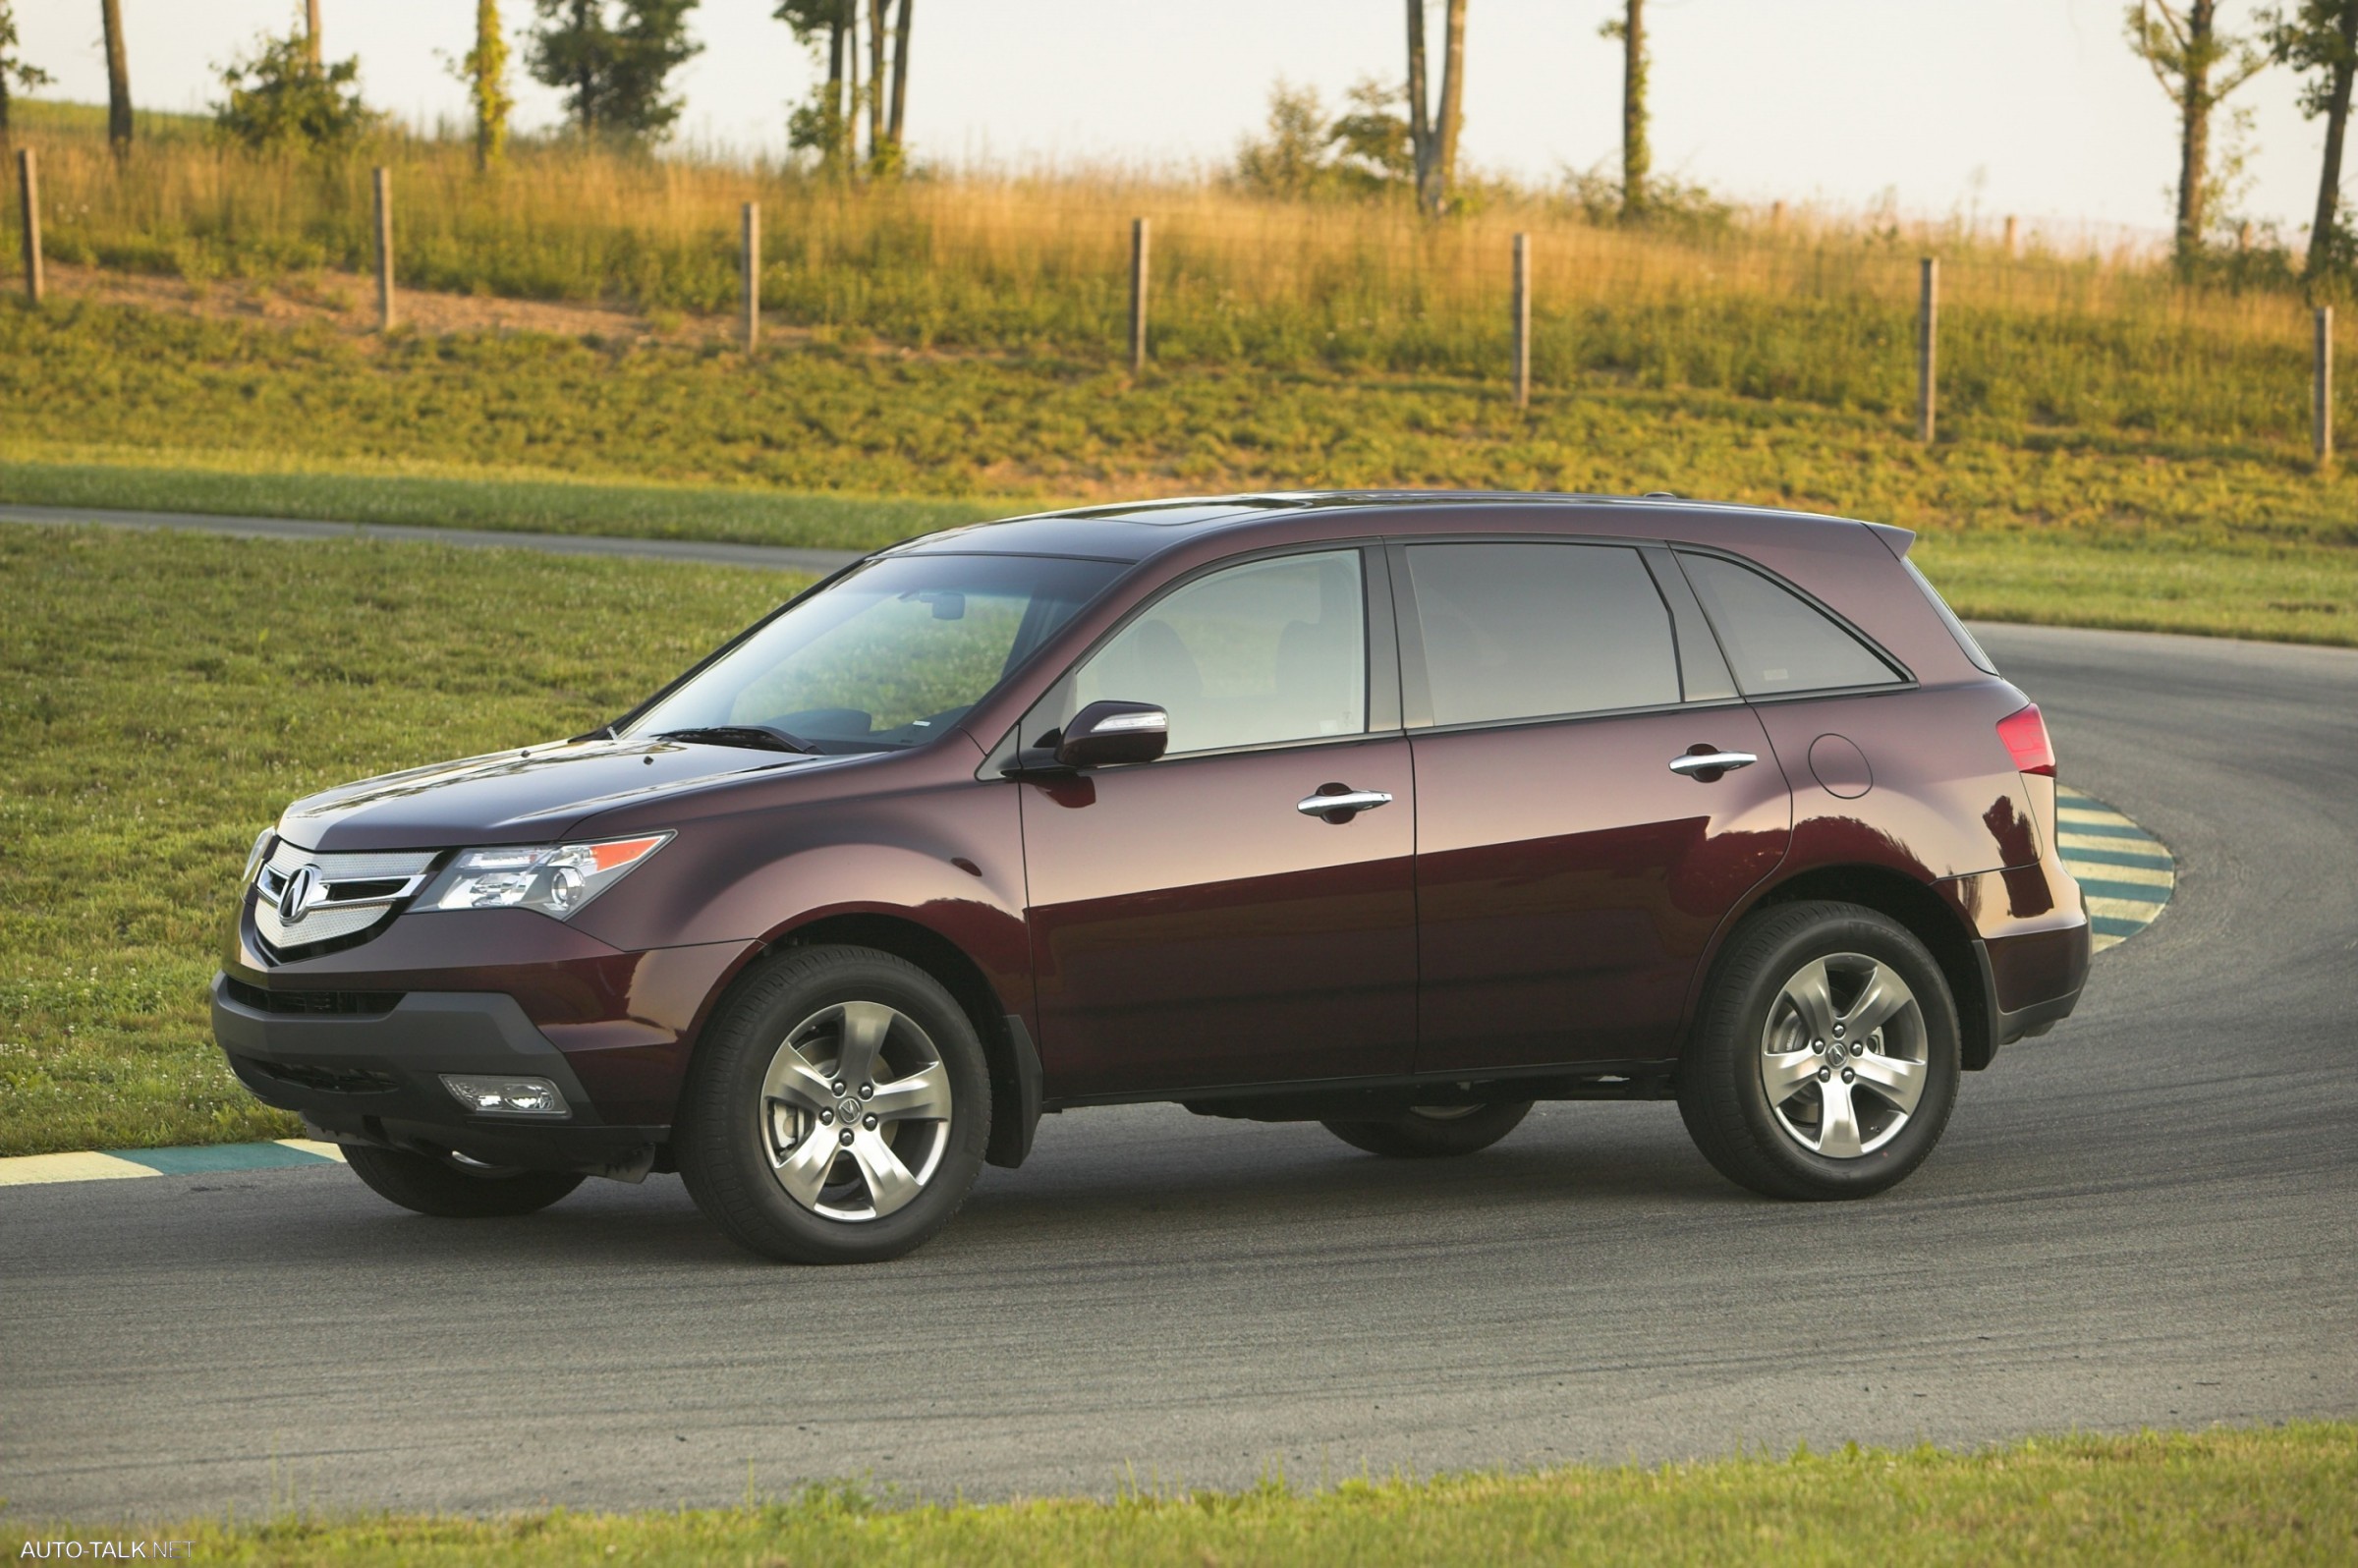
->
[250, 1059, 401, 1095]
[223, 978, 404, 1016]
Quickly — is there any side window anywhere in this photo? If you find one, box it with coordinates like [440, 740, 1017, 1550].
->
[1071, 550, 1367, 756]
[1406, 543, 1680, 727]
[1677, 552, 1904, 697]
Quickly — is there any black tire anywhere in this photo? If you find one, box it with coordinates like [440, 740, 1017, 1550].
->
[676, 945, 990, 1264]
[1677, 900, 1960, 1201]
[1322, 1099, 1534, 1158]
[343, 1143, 585, 1218]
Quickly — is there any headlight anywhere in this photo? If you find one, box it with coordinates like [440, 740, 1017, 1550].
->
[241, 829, 275, 885]
[419, 833, 671, 920]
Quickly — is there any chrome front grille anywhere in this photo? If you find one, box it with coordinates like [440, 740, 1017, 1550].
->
[252, 837, 439, 951]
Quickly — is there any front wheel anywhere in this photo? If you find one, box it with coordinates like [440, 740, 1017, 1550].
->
[676, 945, 990, 1264]
[1677, 901, 1960, 1201]
[343, 1143, 585, 1218]
[1323, 1099, 1533, 1158]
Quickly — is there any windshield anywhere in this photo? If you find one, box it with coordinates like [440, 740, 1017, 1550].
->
[624, 553, 1124, 753]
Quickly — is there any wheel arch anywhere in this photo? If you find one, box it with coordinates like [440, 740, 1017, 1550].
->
[1721, 864, 1994, 1071]
[759, 911, 1041, 1166]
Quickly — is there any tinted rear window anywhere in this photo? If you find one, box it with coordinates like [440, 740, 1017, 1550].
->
[1677, 552, 1903, 697]
[1407, 543, 1681, 725]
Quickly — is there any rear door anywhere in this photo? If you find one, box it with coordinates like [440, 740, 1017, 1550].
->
[1399, 540, 1793, 1074]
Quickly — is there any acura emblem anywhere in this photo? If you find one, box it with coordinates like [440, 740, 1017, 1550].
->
[278, 864, 327, 924]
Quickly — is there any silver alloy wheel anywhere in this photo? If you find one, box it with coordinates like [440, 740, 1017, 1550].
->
[1759, 952, 1929, 1158]
[758, 999, 954, 1221]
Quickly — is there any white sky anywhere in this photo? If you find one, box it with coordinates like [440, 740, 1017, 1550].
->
[16, 1, 2337, 243]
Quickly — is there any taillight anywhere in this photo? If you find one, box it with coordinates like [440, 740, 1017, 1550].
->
[1996, 703, 2055, 777]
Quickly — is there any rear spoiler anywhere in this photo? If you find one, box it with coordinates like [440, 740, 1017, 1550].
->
[1863, 520, 1917, 558]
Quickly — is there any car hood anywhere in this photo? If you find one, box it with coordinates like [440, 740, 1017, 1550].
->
[276, 736, 845, 853]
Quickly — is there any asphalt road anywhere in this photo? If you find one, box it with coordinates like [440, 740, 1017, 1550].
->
[4, 621, 2353, 1526]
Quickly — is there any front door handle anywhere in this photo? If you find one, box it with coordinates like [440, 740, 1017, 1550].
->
[1668, 751, 1758, 778]
[1297, 788, 1394, 820]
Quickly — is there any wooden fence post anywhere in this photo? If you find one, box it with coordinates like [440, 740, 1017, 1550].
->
[17, 147, 40, 306]
[1129, 217, 1150, 373]
[2316, 306, 2334, 471]
[1917, 256, 1938, 444]
[742, 201, 760, 351]
[372, 166, 395, 332]
[1512, 232, 1532, 408]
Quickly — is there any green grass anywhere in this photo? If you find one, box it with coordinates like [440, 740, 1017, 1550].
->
[37, 1426, 2356, 1566]
[0, 527, 799, 1156]
[6, 295, 2358, 645]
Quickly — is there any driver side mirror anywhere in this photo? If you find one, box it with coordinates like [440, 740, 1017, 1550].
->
[1054, 700, 1169, 769]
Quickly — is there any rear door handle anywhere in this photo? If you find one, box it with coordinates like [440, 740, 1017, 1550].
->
[1297, 789, 1393, 818]
[1668, 751, 1758, 777]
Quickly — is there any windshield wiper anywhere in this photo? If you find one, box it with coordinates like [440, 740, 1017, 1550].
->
[653, 725, 819, 755]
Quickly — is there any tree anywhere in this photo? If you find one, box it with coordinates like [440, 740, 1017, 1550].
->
[1233, 80, 1331, 197]
[305, 0, 321, 66]
[459, 0, 514, 170]
[1327, 78, 1415, 189]
[99, 0, 132, 156]
[778, 0, 850, 167]
[528, 0, 702, 143]
[2127, 1, 2269, 260]
[1403, 0, 1468, 215]
[1600, 0, 1650, 219]
[1, 1, 57, 153]
[214, 28, 375, 152]
[779, 1, 912, 175]
[2264, 1, 2358, 275]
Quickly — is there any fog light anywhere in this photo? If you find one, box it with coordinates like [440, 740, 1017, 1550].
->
[440, 1075, 570, 1117]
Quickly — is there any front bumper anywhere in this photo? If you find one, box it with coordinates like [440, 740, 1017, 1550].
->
[212, 975, 667, 1178]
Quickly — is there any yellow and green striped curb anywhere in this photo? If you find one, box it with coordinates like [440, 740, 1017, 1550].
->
[2054, 785, 2175, 953]
[0, 1138, 344, 1189]
[0, 793, 2174, 1191]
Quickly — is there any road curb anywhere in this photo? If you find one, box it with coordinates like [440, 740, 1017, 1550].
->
[2054, 785, 2175, 952]
[0, 1139, 344, 1189]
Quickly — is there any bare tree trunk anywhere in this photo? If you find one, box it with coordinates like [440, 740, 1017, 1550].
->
[826, 15, 845, 160]
[99, 0, 133, 156]
[887, 0, 913, 150]
[306, 0, 321, 66]
[867, 0, 886, 162]
[1621, 0, 1649, 219]
[2309, 3, 2358, 278]
[2175, 0, 2218, 255]
[1432, 0, 1467, 216]
[1406, 0, 1432, 209]
[574, 0, 595, 135]
[846, 2, 862, 166]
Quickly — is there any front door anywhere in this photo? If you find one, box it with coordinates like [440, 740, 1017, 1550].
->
[1019, 547, 1418, 1099]
[1395, 540, 1793, 1073]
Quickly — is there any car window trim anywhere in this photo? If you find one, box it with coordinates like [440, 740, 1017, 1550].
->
[1386, 534, 1709, 734]
[984, 537, 1406, 777]
[1665, 545, 1918, 696]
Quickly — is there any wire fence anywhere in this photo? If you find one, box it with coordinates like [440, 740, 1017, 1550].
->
[4, 130, 2348, 464]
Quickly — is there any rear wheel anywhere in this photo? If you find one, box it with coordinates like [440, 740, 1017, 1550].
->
[1322, 1099, 1533, 1158]
[343, 1143, 585, 1218]
[677, 945, 990, 1264]
[1677, 901, 1959, 1201]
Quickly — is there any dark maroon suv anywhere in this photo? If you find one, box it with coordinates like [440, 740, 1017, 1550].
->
[214, 493, 2089, 1262]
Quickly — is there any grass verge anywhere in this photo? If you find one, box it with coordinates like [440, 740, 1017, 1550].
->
[27, 1425, 2355, 1566]
[7, 296, 2358, 645]
[0, 527, 799, 1156]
